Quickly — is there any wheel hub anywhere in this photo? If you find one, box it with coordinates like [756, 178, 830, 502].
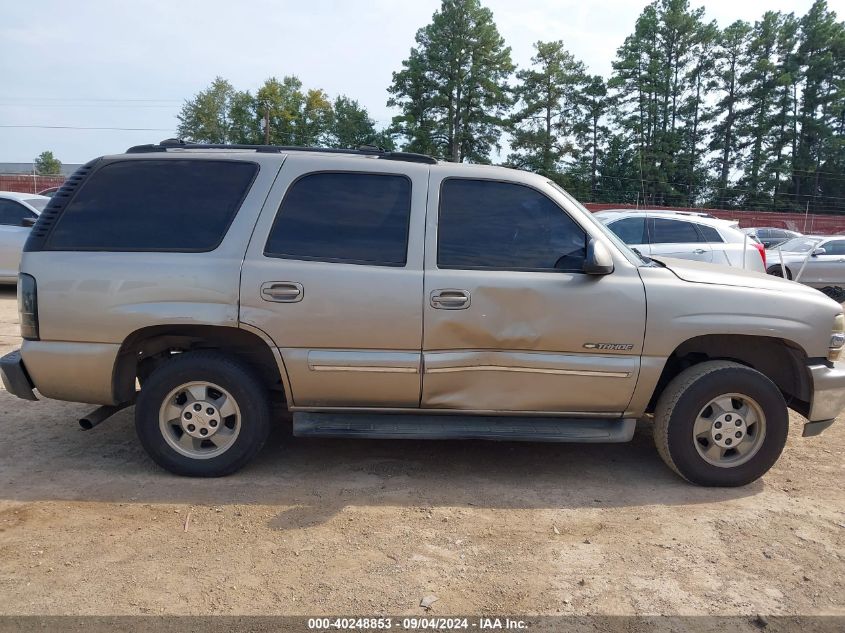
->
[180, 400, 221, 439]
[710, 412, 746, 448]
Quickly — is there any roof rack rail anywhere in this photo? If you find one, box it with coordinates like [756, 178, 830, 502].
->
[125, 139, 437, 165]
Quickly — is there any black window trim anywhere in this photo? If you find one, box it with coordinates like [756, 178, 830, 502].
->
[263, 169, 414, 268]
[436, 176, 589, 274]
[42, 157, 260, 253]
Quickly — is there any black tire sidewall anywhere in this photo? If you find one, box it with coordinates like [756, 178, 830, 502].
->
[666, 368, 788, 486]
[135, 353, 270, 477]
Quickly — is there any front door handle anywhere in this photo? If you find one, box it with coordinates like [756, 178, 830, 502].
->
[693, 248, 706, 255]
[261, 281, 303, 303]
[430, 289, 470, 310]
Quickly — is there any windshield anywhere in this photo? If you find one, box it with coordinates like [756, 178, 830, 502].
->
[545, 181, 650, 265]
[775, 236, 822, 252]
[24, 198, 47, 212]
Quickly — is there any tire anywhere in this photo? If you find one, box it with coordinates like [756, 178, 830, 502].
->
[135, 351, 271, 477]
[767, 265, 792, 280]
[653, 360, 788, 487]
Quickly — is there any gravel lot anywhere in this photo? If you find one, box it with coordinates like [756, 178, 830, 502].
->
[0, 286, 843, 619]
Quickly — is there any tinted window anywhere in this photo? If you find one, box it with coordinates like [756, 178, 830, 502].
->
[698, 225, 723, 243]
[823, 240, 845, 255]
[438, 179, 586, 271]
[650, 218, 702, 244]
[756, 229, 771, 238]
[47, 160, 257, 251]
[0, 200, 35, 226]
[265, 172, 411, 266]
[608, 217, 646, 245]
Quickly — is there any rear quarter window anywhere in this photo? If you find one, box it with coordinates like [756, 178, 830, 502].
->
[698, 225, 724, 243]
[45, 159, 258, 251]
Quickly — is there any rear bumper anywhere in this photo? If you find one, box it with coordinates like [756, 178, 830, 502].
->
[805, 362, 845, 432]
[0, 350, 37, 400]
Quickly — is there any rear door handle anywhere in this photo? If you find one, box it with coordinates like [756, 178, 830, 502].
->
[261, 281, 303, 303]
[693, 248, 706, 255]
[430, 289, 470, 310]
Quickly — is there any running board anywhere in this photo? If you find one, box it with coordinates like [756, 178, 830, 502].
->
[292, 413, 636, 443]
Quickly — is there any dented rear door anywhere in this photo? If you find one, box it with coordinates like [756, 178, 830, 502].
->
[420, 173, 647, 415]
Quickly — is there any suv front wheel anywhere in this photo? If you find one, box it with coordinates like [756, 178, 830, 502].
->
[135, 351, 271, 477]
[653, 360, 789, 486]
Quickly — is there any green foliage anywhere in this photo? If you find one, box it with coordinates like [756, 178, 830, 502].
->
[177, 76, 393, 149]
[508, 41, 587, 177]
[34, 150, 61, 176]
[175, 0, 845, 214]
[388, 0, 514, 162]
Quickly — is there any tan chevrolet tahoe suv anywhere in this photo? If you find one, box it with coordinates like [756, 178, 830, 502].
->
[2, 140, 845, 486]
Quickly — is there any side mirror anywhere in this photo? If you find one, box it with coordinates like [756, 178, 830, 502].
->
[583, 238, 615, 275]
[812, 247, 826, 257]
[20, 217, 36, 228]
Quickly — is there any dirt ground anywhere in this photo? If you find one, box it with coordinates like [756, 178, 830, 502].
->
[0, 286, 843, 619]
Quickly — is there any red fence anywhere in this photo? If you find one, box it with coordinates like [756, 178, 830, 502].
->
[0, 174, 65, 195]
[584, 203, 845, 235]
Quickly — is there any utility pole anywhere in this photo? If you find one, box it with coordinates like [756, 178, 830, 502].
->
[264, 107, 270, 145]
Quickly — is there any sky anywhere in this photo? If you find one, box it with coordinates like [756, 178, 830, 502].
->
[0, 0, 832, 164]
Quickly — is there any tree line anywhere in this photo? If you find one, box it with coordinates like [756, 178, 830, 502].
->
[177, 0, 845, 214]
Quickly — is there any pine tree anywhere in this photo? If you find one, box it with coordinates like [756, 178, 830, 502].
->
[387, 0, 513, 162]
[508, 41, 586, 178]
[572, 75, 610, 200]
[707, 20, 751, 207]
[735, 12, 782, 209]
[790, 0, 845, 212]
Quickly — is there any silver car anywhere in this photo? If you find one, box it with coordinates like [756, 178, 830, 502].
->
[0, 192, 48, 283]
[597, 210, 766, 272]
[767, 235, 845, 293]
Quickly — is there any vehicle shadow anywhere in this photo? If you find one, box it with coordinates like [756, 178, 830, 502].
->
[0, 393, 762, 527]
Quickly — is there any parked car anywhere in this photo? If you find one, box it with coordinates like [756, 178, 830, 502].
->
[596, 209, 766, 272]
[2, 140, 844, 487]
[0, 192, 48, 283]
[766, 235, 845, 294]
[37, 187, 60, 198]
[744, 227, 802, 249]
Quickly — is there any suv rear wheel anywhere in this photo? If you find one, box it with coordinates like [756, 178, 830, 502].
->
[653, 360, 788, 486]
[135, 351, 271, 476]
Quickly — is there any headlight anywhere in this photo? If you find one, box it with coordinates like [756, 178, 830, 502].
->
[829, 314, 844, 361]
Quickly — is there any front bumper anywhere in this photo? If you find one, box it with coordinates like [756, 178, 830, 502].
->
[805, 362, 845, 433]
[0, 350, 37, 401]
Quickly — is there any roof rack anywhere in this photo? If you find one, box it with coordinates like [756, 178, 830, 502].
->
[125, 139, 437, 165]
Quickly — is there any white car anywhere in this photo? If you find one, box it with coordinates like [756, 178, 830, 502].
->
[0, 192, 48, 283]
[596, 209, 766, 272]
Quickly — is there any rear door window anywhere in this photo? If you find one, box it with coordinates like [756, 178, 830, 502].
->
[650, 218, 703, 244]
[46, 159, 258, 251]
[265, 172, 412, 267]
